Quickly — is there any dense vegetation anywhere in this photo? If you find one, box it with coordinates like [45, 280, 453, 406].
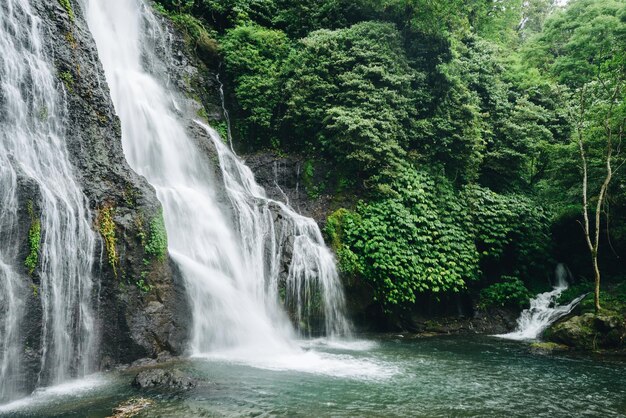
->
[155, 0, 626, 315]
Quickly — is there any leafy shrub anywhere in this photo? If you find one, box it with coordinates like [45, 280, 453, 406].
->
[24, 201, 41, 275]
[479, 276, 532, 310]
[328, 166, 479, 307]
[463, 185, 551, 280]
[98, 205, 119, 277]
[221, 24, 290, 146]
[145, 212, 168, 261]
[283, 21, 418, 180]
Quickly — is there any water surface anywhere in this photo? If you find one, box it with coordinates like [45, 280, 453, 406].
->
[2, 336, 624, 417]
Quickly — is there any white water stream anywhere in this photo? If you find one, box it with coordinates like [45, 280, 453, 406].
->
[0, 0, 97, 402]
[497, 264, 585, 340]
[85, 0, 350, 363]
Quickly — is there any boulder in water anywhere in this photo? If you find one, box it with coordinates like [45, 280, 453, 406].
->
[132, 368, 197, 390]
[529, 342, 569, 355]
[545, 312, 625, 350]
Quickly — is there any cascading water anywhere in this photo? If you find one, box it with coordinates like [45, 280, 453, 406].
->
[85, 0, 350, 359]
[200, 122, 351, 338]
[497, 264, 586, 340]
[0, 0, 97, 403]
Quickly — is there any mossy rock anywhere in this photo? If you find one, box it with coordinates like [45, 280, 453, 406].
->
[545, 312, 625, 350]
[529, 342, 569, 355]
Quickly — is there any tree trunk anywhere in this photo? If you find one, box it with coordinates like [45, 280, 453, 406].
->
[592, 252, 601, 313]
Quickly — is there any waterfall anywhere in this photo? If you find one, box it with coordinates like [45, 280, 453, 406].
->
[85, 0, 350, 357]
[199, 122, 351, 338]
[0, 0, 97, 402]
[216, 70, 236, 155]
[496, 264, 585, 340]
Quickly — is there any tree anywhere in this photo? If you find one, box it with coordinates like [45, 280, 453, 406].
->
[574, 75, 625, 312]
[524, 0, 626, 311]
[282, 22, 418, 180]
[221, 24, 291, 148]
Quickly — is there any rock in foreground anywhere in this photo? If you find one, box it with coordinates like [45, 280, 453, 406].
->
[529, 342, 569, 355]
[108, 397, 154, 418]
[545, 312, 625, 350]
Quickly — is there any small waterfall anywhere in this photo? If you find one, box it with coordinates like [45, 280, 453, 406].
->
[216, 70, 236, 155]
[85, 0, 350, 357]
[0, 0, 97, 402]
[200, 122, 351, 337]
[497, 264, 585, 340]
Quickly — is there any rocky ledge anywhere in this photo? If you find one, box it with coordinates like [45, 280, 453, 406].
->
[132, 368, 197, 390]
[545, 312, 626, 351]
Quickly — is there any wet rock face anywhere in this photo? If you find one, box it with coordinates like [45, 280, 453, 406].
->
[26, 0, 190, 368]
[243, 153, 337, 226]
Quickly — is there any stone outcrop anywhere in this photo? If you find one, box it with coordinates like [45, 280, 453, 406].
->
[16, 0, 192, 373]
[132, 368, 197, 390]
[545, 312, 626, 351]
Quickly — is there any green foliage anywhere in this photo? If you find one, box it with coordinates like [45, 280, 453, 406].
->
[59, 71, 74, 92]
[556, 281, 594, 305]
[170, 13, 219, 62]
[158, 0, 626, 313]
[98, 205, 119, 277]
[562, 281, 626, 314]
[463, 185, 551, 279]
[283, 22, 417, 180]
[412, 52, 484, 183]
[145, 212, 168, 261]
[58, 0, 75, 22]
[525, 0, 626, 88]
[478, 276, 532, 310]
[135, 278, 154, 293]
[24, 201, 41, 275]
[328, 166, 479, 307]
[221, 24, 290, 147]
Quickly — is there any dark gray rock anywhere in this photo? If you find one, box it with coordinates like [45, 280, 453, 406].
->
[132, 368, 197, 390]
[24, 0, 191, 370]
[243, 152, 346, 226]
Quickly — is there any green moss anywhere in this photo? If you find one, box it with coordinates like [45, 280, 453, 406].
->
[169, 13, 218, 61]
[135, 278, 153, 293]
[24, 201, 41, 275]
[59, 71, 74, 92]
[325, 209, 362, 276]
[123, 184, 139, 208]
[64, 31, 77, 49]
[153, 6, 218, 62]
[98, 205, 119, 277]
[529, 342, 569, 354]
[302, 160, 322, 199]
[196, 106, 209, 121]
[145, 211, 168, 261]
[57, 0, 75, 22]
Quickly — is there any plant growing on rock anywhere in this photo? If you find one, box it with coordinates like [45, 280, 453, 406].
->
[145, 211, 168, 261]
[24, 200, 41, 275]
[98, 204, 119, 277]
[58, 0, 75, 22]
